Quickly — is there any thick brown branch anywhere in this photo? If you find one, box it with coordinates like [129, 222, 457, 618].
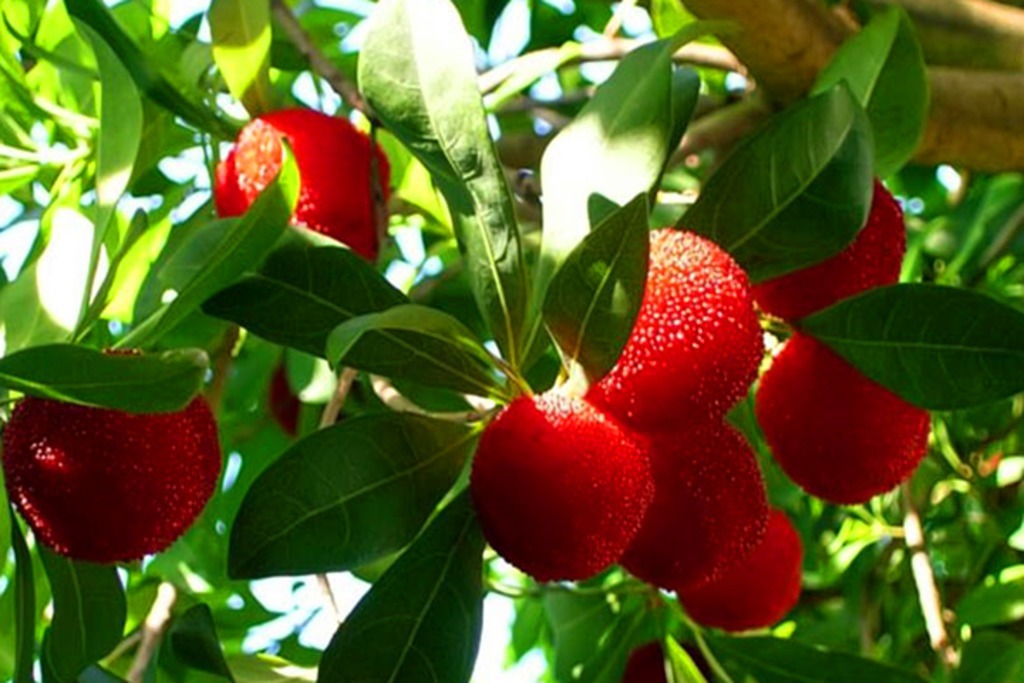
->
[680, 0, 1024, 170]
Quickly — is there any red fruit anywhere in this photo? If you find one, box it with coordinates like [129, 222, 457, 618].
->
[2, 396, 221, 563]
[214, 108, 390, 262]
[588, 228, 763, 432]
[678, 509, 803, 632]
[622, 423, 768, 591]
[470, 391, 654, 582]
[755, 333, 930, 504]
[621, 642, 667, 683]
[268, 364, 300, 437]
[753, 181, 905, 321]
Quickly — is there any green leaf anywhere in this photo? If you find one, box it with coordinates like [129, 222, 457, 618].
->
[800, 284, 1024, 410]
[543, 195, 649, 382]
[957, 575, 1024, 627]
[209, 0, 273, 114]
[360, 0, 529, 369]
[682, 83, 874, 283]
[317, 491, 485, 683]
[956, 632, 1024, 683]
[651, 0, 692, 38]
[117, 148, 299, 349]
[39, 549, 127, 682]
[229, 414, 478, 578]
[0, 345, 207, 413]
[10, 511, 34, 683]
[166, 604, 235, 681]
[578, 605, 651, 683]
[708, 635, 928, 683]
[545, 592, 616, 681]
[813, 6, 928, 177]
[78, 22, 142, 236]
[203, 239, 407, 358]
[326, 304, 509, 400]
[665, 638, 708, 683]
[65, 0, 236, 138]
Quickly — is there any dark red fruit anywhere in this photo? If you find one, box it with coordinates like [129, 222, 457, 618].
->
[214, 108, 390, 262]
[470, 391, 654, 582]
[753, 181, 905, 321]
[268, 364, 300, 437]
[678, 509, 803, 632]
[621, 642, 667, 683]
[755, 333, 930, 504]
[2, 396, 221, 563]
[622, 423, 768, 591]
[588, 228, 763, 432]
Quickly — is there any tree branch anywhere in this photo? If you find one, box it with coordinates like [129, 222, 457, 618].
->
[680, 0, 1024, 170]
[126, 582, 177, 683]
[901, 484, 960, 670]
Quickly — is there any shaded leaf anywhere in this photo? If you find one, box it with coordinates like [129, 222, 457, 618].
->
[956, 632, 1024, 683]
[326, 304, 509, 400]
[166, 604, 234, 681]
[0, 345, 207, 413]
[318, 491, 485, 683]
[800, 284, 1024, 410]
[682, 83, 873, 282]
[543, 195, 649, 382]
[39, 549, 127, 682]
[360, 0, 529, 368]
[209, 0, 273, 114]
[229, 414, 478, 578]
[957, 575, 1024, 627]
[203, 239, 407, 358]
[10, 511, 34, 683]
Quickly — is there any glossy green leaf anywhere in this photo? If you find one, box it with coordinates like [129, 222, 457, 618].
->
[956, 632, 1024, 683]
[117, 149, 299, 348]
[10, 511, 34, 683]
[545, 592, 616, 681]
[0, 345, 207, 413]
[203, 238, 406, 357]
[665, 638, 707, 683]
[326, 303, 509, 400]
[682, 84, 874, 283]
[65, 0, 236, 138]
[800, 284, 1024, 410]
[166, 604, 234, 681]
[543, 195, 649, 382]
[318, 491, 484, 683]
[39, 549, 127, 682]
[708, 635, 928, 683]
[78, 23, 142, 237]
[957, 574, 1024, 627]
[209, 0, 273, 114]
[813, 6, 928, 177]
[229, 414, 478, 578]
[578, 606, 651, 683]
[360, 0, 529, 368]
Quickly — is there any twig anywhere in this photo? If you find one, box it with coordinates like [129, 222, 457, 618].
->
[901, 484, 960, 669]
[204, 324, 240, 413]
[126, 582, 177, 683]
[368, 124, 390, 258]
[316, 574, 343, 624]
[370, 375, 491, 422]
[270, 0, 370, 116]
[319, 367, 359, 429]
[971, 200, 1024, 283]
[603, 0, 640, 37]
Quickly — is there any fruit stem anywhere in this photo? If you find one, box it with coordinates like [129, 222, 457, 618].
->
[673, 601, 737, 683]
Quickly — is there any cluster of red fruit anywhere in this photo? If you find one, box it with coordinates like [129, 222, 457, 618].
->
[471, 182, 927, 633]
[0, 109, 388, 563]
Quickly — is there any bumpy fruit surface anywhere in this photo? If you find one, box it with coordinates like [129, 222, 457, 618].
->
[2, 396, 221, 563]
[753, 181, 905, 321]
[678, 509, 803, 632]
[214, 108, 390, 261]
[621, 642, 667, 683]
[268, 364, 300, 437]
[622, 423, 768, 591]
[470, 391, 654, 582]
[755, 334, 930, 504]
[588, 228, 762, 432]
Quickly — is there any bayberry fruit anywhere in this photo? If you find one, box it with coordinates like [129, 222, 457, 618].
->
[2, 396, 221, 563]
[268, 363, 300, 437]
[678, 509, 803, 632]
[753, 181, 905, 321]
[470, 391, 653, 582]
[588, 228, 763, 432]
[621, 642, 667, 683]
[214, 108, 390, 262]
[755, 333, 930, 504]
[622, 423, 768, 591]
